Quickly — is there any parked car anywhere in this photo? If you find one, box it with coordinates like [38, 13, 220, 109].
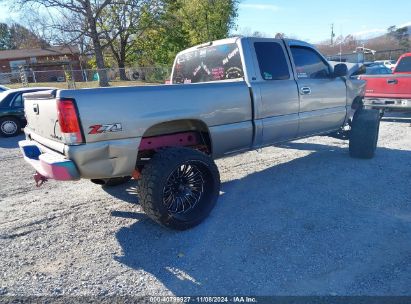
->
[19, 37, 380, 230]
[374, 60, 397, 70]
[364, 65, 393, 75]
[0, 87, 54, 137]
[359, 52, 411, 111]
[0, 85, 9, 92]
[351, 64, 393, 77]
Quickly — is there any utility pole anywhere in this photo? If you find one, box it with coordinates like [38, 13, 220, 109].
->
[331, 23, 335, 46]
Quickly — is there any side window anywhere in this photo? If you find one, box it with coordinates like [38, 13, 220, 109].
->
[254, 42, 290, 80]
[12, 94, 23, 108]
[290, 46, 331, 79]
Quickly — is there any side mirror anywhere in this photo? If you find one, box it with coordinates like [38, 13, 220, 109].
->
[333, 63, 348, 77]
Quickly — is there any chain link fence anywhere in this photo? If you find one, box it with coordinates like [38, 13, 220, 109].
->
[326, 48, 409, 63]
[0, 67, 172, 89]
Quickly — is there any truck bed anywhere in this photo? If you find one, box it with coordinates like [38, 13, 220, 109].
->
[23, 80, 254, 163]
[359, 74, 411, 99]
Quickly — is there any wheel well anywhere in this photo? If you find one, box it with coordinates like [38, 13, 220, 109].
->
[351, 96, 364, 110]
[0, 116, 21, 126]
[137, 119, 212, 164]
[0, 115, 19, 121]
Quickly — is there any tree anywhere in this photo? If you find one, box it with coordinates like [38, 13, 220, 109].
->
[0, 22, 47, 50]
[98, 0, 159, 80]
[13, 0, 116, 87]
[9, 23, 49, 49]
[178, 0, 238, 45]
[0, 23, 12, 50]
[387, 25, 410, 49]
[131, 0, 239, 67]
[235, 27, 267, 37]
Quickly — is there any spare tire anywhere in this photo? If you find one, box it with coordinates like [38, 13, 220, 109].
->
[132, 72, 140, 80]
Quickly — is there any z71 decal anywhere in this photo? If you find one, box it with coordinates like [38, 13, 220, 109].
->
[88, 123, 122, 134]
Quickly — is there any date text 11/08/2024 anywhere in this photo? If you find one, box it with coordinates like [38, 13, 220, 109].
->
[149, 296, 257, 303]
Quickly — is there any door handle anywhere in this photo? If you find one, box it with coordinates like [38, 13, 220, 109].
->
[387, 79, 398, 84]
[33, 104, 39, 114]
[300, 87, 311, 95]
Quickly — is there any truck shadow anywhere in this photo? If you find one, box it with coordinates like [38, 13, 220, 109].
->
[113, 144, 411, 295]
[102, 180, 139, 205]
[381, 111, 411, 123]
[0, 134, 24, 149]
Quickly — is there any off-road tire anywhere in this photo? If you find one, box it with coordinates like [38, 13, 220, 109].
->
[139, 147, 220, 230]
[0, 117, 21, 137]
[349, 109, 380, 159]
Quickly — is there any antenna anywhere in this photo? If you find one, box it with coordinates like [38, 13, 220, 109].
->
[340, 25, 343, 62]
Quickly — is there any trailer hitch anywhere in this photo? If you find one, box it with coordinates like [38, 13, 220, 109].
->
[34, 172, 48, 187]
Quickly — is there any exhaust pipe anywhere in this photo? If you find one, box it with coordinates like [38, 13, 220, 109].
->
[90, 179, 107, 185]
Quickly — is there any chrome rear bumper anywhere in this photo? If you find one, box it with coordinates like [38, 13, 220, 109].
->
[364, 98, 411, 111]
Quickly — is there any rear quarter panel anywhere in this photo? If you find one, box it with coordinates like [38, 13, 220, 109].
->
[59, 81, 253, 157]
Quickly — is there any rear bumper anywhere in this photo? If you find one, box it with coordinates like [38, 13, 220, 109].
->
[363, 98, 411, 111]
[19, 140, 80, 181]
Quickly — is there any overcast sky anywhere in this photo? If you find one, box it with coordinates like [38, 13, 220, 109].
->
[1, 0, 411, 43]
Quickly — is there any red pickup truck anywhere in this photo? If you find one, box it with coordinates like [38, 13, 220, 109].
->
[359, 53, 411, 111]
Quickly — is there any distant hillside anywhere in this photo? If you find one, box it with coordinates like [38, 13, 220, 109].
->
[316, 26, 410, 60]
[364, 25, 411, 44]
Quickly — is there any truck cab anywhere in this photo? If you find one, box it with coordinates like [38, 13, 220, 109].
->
[171, 37, 354, 146]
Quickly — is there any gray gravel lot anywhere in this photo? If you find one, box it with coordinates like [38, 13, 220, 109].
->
[0, 113, 410, 296]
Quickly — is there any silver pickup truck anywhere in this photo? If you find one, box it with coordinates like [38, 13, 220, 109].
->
[19, 37, 380, 230]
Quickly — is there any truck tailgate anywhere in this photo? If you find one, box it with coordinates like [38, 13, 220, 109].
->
[23, 90, 65, 150]
[361, 74, 411, 99]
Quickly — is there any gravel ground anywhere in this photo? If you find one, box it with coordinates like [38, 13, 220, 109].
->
[0, 112, 410, 296]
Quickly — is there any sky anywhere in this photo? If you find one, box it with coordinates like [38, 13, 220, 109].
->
[1, 0, 411, 43]
[237, 0, 411, 42]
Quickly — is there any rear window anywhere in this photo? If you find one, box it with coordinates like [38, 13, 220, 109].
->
[0, 91, 7, 101]
[172, 43, 244, 84]
[395, 56, 411, 72]
[0, 91, 11, 106]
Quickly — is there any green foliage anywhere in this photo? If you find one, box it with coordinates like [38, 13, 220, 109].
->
[0, 23, 12, 50]
[144, 67, 171, 83]
[131, 0, 239, 66]
[0, 22, 48, 50]
[178, 0, 239, 45]
[98, 0, 152, 66]
[3, 0, 238, 70]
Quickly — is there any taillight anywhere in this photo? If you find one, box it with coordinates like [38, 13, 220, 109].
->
[57, 98, 83, 144]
